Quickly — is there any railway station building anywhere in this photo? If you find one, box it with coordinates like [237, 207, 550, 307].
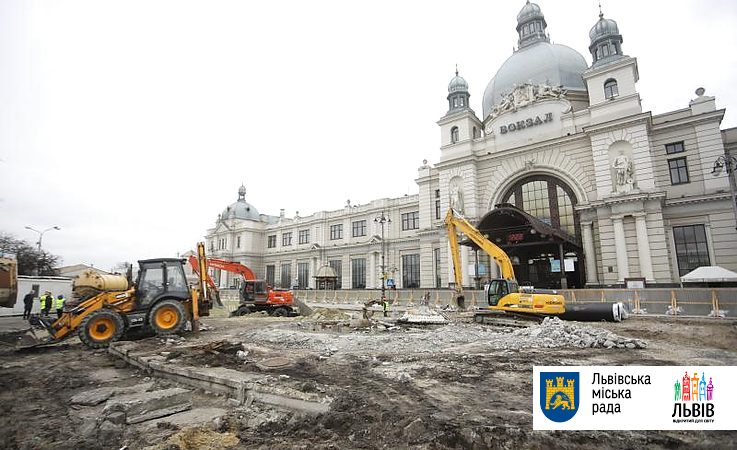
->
[205, 2, 737, 290]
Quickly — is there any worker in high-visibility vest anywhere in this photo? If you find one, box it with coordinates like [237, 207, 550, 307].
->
[55, 294, 66, 319]
[39, 291, 52, 316]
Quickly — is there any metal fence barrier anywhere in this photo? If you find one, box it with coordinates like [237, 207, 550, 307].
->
[286, 288, 736, 318]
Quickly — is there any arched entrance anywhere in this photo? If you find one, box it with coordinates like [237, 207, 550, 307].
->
[476, 175, 584, 289]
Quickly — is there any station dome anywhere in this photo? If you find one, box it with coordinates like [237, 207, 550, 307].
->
[221, 185, 260, 221]
[481, 1, 588, 120]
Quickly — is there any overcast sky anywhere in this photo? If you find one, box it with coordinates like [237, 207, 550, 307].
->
[1, 0, 736, 272]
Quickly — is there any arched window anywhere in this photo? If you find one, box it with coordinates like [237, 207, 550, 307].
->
[450, 126, 459, 144]
[502, 175, 579, 236]
[604, 79, 619, 99]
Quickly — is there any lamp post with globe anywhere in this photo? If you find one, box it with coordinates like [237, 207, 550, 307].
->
[712, 155, 737, 231]
[374, 212, 391, 300]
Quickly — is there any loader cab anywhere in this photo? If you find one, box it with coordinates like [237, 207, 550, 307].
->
[485, 279, 519, 306]
[240, 280, 268, 304]
[135, 258, 190, 307]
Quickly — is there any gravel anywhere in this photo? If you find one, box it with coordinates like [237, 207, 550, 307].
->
[236, 317, 646, 354]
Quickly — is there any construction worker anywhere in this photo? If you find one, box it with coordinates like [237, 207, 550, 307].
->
[382, 297, 389, 317]
[40, 291, 52, 316]
[22, 290, 35, 319]
[55, 294, 66, 319]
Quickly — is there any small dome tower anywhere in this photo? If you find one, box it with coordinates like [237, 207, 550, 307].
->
[588, 9, 624, 67]
[447, 67, 470, 114]
[516, 1, 548, 49]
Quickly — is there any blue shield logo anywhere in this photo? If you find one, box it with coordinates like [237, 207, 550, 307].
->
[540, 372, 579, 422]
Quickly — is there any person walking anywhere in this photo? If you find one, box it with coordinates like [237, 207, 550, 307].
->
[22, 290, 35, 319]
[55, 294, 65, 319]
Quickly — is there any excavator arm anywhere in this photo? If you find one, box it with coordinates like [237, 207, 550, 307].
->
[188, 256, 257, 282]
[444, 208, 516, 286]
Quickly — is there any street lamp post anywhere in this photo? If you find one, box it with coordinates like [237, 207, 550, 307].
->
[25, 225, 61, 251]
[374, 212, 391, 300]
[712, 155, 737, 231]
[24, 225, 61, 276]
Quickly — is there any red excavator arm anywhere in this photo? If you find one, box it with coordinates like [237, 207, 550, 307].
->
[188, 256, 295, 310]
[187, 256, 257, 285]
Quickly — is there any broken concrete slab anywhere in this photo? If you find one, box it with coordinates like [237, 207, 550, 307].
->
[71, 382, 155, 406]
[71, 387, 116, 406]
[103, 387, 192, 424]
[150, 407, 228, 428]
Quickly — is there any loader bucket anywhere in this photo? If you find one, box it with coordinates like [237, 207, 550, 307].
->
[0, 257, 18, 308]
[0, 317, 49, 349]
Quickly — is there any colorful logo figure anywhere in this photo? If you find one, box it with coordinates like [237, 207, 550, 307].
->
[540, 372, 579, 422]
[674, 371, 714, 402]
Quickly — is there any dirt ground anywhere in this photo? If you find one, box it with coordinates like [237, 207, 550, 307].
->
[1, 312, 736, 450]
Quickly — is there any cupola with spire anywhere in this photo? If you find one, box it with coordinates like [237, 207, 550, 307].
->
[447, 67, 471, 114]
[516, 1, 549, 49]
[220, 184, 261, 221]
[588, 7, 624, 67]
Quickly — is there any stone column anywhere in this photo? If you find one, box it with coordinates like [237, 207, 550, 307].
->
[612, 216, 630, 281]
[310, 257, 318, 289]
[634, 213, 654, 281]
[581, 221, 599, 284]
[369, 251, 377, 289]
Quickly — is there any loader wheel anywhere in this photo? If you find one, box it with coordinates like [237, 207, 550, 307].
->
[78, 309, 125, 349]
[149, 299, 186, 335]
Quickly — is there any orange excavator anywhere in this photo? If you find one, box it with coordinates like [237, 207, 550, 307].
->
[187, 256, 297, 317]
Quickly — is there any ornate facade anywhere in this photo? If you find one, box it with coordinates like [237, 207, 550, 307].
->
[206, 2, 737, 289]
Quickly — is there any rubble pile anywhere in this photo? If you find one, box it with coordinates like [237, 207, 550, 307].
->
[397, 305, 448, 325]
[237, 318, 646, 355]
[509, 317, 648, 349]
[302, 308, 352, 321]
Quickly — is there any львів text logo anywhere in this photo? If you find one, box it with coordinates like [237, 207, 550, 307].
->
[672, 371, 715, 422]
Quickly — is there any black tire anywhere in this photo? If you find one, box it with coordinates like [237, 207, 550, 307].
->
[148, 299, 187, 335]
[78, 309, 125, 349]
[272, 307, 289, 317]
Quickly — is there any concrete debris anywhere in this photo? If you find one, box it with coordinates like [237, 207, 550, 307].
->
[404, 418, 427, 440]
[103, 387, 192, 424]
[397, 372, 413, 383]
[70, 382, 155, 406]
[520, 317, 648, 349]
[398, 305, 447, 325]
[238, 316, 647, 354]
[303, 308, 352, 321]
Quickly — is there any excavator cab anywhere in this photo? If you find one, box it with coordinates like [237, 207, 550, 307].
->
[485, 279, 518, 306]
[135, 259, 190, 307]
[240, 280, 268, 303]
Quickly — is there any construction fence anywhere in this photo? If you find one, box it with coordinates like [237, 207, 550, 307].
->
[284, 287, 736, 319]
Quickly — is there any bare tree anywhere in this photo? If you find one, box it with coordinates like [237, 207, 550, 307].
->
[0, 233, 60, 276]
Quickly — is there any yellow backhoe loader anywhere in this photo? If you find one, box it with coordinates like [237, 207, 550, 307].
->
[25, 243, 214, 349]
[445, 208, 624, 323]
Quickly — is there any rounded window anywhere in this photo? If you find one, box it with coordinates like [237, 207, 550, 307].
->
[502, 175, 578, 236]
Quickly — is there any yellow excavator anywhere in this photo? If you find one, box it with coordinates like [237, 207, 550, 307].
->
[25, 242, 214, 349]
[445, 208, 624, 322]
